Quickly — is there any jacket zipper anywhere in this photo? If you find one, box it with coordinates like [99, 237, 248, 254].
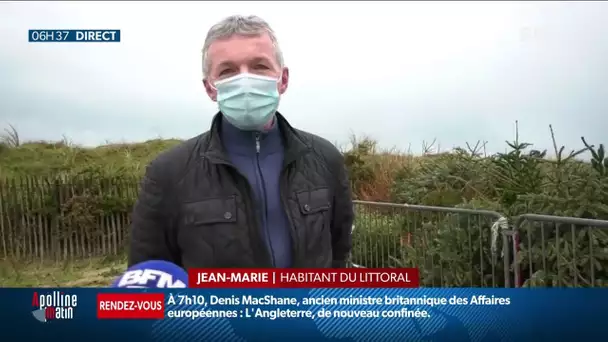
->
[238, 169, 273, 267]
[206, 142, 309, 268]
[255, 133, 276, 267]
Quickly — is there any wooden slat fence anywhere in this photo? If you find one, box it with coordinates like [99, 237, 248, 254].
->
[0, 175, 140, 261]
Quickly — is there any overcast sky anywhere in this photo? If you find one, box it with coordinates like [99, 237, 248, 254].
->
[0, 1, 606, 155]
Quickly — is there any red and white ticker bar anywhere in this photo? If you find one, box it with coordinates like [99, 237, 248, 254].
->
[188, 268, 420, 288]
[97, 293, 165, 319]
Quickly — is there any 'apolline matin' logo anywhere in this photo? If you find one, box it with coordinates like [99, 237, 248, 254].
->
[31, 291, 78, 323]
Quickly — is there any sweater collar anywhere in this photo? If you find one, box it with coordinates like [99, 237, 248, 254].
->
[219, 115, 284, 156]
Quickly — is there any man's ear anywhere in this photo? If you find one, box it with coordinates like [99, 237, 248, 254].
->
[278, 67, 289, 95]
[203, 79, 217, 102]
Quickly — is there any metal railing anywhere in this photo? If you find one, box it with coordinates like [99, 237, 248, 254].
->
[349, 200, 608, 288]
[350, 201, 508, 287]
[512, 214, 608, 288]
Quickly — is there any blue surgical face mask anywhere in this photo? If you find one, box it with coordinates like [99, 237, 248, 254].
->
[214, 73, 281, 131]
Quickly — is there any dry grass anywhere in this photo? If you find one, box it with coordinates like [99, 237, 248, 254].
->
[358, 152, 416, 201]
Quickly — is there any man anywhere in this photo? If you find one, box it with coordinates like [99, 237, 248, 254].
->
[128, 15, 354, 269]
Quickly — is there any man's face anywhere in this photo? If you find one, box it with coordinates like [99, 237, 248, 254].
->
[203, 33, 289, 102]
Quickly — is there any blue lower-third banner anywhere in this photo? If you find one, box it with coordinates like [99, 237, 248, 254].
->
[0, 288, 605, 341]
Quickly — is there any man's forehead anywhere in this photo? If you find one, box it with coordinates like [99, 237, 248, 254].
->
[208, 34, 275, 64]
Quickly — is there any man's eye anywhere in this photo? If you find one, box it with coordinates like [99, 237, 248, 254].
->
[254, 64, 269, 70]
[219, 69, 235, 77]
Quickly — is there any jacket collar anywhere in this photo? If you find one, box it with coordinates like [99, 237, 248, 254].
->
[202, 111, 310, 165]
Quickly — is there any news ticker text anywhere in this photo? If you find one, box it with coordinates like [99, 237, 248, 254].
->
[28, 30, 121, 42]
[97, 292, 512, 320]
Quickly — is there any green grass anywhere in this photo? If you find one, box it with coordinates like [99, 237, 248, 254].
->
[0, 255, 127, 287]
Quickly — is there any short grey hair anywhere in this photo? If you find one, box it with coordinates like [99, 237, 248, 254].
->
[202, 15, 284, 78]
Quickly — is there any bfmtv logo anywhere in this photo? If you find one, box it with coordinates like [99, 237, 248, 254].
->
[117, 269, 187, 288]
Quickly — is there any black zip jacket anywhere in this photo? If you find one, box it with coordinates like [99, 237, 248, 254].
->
[128, 112, 354, 268]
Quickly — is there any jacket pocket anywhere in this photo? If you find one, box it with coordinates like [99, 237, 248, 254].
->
[296, 187, 332, 258]
[296, 187, 331, 215]
[182, 196, 237, 226]
[178, 196, 243, 267]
